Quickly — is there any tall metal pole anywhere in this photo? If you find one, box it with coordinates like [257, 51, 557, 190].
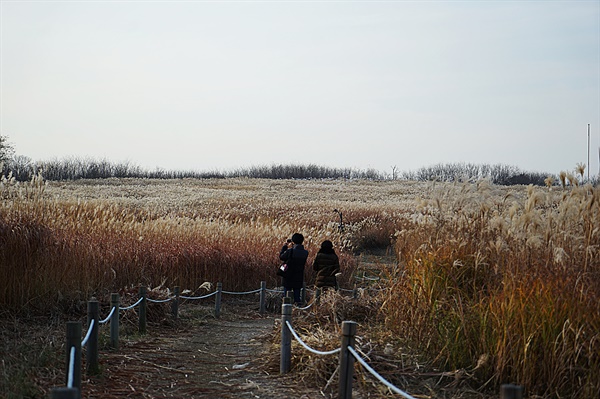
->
[588, 123, 590, 181]
[597, 123, 600, 176]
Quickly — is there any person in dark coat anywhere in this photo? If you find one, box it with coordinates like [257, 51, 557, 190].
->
[312, 240, 340, 290]
[279, 233, 309, 305]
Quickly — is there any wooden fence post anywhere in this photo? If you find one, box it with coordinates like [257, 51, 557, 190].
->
[259, 281, 266, 314]
[65, 321, 82, 391]
[110, 293, 119, 349]
[171, 286, 180, 319]
[138, 287, 147, 334]
[49, 387, 80, 399]
[86, 298, 99, 374]
[500, 384, 523, 399]
[280, 297, 293, 374]
[215, 282, 222, 318]
[338, 321, 357, 399]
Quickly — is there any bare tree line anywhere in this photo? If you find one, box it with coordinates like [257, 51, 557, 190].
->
[400, 162, 554, 186]
[1, 134, 576, 185]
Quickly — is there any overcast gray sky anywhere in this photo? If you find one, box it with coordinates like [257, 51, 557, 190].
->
[1, 0, 599, 176]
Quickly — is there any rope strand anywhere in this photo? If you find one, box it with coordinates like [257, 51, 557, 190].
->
[99, 307, 115, 324]
[348, 346, 416, 399]
[81, 319, 95, 347]
[285, 320, 341, 356]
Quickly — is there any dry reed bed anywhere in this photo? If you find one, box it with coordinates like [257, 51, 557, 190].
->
[384, 181, 599, 397]
[0, 177, 422, 310]
[262, 181, 598, 398]
[1, 176, 598, 397]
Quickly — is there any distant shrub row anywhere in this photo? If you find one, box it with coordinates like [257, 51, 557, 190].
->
[2, 156, 386, 181]
[2, 156, 561, 185]
[401, 162, 554, 186]
[4, 156, 226, 181]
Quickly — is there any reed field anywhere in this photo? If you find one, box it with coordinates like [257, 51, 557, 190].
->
[1, 174, 598, 397]
[384, 181, 599, 397]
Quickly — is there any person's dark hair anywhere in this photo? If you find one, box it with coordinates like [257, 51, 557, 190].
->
[291, 233, 304, 245]
[319, 240, 335, 254]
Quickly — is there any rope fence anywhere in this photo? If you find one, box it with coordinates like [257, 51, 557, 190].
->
[280, 300, 415, 398]
[80, 319, 95, 347]
[222, 288, 262, 295]
[348, 346, 415, 399]
[49, 281, 523, 399]
[179, 292, 217, 300]
[67, 347, 76, 389]
[146, 297, 173, 303]
[282, 303, 524, 399]
[285, 320, 341, 356]
[98, 307, 114, 324]
[50, 280, 275, 398]
[118, 296, 144, 310]
[294, 300, 315, 311]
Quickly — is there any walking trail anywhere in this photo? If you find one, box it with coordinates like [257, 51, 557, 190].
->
[80, 251, 400, 398]
[83, 300, 328, 399]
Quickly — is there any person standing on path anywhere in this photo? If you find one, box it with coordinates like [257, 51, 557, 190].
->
[312, 240, 340, 290]
[279, 233, 309, 305]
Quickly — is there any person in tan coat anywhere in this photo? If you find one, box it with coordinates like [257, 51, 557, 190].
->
[312, 240, 340, 290]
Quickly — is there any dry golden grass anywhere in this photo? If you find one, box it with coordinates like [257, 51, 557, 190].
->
[0, 177, 423, 311]
[384, 181, 599, 397]
[1, 175, 598, 397]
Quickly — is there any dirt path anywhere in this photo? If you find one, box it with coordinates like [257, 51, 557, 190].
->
[78, 252, 401, 398]
[21, 252, 486, 398]
[83, 302, 327, 399]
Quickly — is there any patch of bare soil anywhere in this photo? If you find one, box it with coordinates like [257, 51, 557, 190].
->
[83, 301, 326, 399]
